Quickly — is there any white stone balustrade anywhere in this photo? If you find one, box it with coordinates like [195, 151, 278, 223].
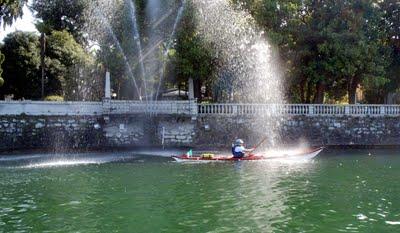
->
[0, 101, 103, 116]
[0, 100, 400, 116]
[198, 104, 400, 116]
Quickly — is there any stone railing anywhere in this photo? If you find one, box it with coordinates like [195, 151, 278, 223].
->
[105, 100, 197, 115]
[1, 101, 400, 117]
[0, 101, 103, 116]
[0, 100, 197, 116]
[198, 104, 400, 116]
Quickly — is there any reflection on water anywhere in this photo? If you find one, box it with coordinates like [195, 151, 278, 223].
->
[168, 160, 316, 232]
[239, 161, 315, 232]
[1, 149, 400, 232]
[0, 149, 185, 169]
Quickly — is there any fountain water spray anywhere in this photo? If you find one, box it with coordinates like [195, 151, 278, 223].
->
[87, 0, 187, 101]
[193, 0, 284, 103]
[126, 0, 148, 101]
[193, 0, 285, 145]
[155, 0, 187, 100]
[91, 6, 143, 100]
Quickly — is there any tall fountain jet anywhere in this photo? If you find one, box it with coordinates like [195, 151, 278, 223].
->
[90, 0, 186, 101]
[93, 7, 143, 101]
[193, 0, 285, 145]
[193, 0, 284, 104]
[126, 0, 148, 101]
[155, 0, 186, 100]
[132, 0, 186, 100]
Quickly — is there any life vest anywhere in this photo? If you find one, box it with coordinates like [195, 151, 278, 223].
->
[232, 145, 245, 158]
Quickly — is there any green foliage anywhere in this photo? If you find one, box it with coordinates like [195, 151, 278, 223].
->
[32, 0, 89, 44]
[378, 0, 400, 94]
[1, 0, 397, 103]
[44, 95, 64, 101]
[94, 1, 138, 100]
[173, 2, 216, 100]
[94, 0, 188, 100]
[45, 30, 94, 98]
[0, 30, 96, 100]
[0, 32, 41, 99]
[0, 0, 28, 28]
[238, 0, 392, 104]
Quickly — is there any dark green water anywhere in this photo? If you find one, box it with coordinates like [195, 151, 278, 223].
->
[1, 149, 400, 232]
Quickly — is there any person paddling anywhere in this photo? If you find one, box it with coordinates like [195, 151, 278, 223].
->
[232, 139, 254, 158]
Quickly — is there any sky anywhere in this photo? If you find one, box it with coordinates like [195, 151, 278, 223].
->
[0, 3, 38, 42]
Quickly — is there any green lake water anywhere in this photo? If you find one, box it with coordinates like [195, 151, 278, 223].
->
[1, 149, 400, 232]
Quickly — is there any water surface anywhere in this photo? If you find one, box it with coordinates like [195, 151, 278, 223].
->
[1, 149, 400, 232]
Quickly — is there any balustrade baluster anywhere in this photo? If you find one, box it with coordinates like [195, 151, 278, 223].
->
[98, 102, 400, 117]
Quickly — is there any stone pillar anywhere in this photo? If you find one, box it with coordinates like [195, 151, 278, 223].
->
[103, 72, 112, 115]
[105, 71, 111, 99]
[190, 99, 198, 119]
[188, 78, 195, 100]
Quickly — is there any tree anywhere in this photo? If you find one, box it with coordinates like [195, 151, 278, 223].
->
[0, 0, 28, 28]
[31, 0, 90, 44]
[173, 2, 216, 101]
[0, 30, 97, 100]
[378, 0, 400, 98]
[0, 32, 41, 99]
[239, 0, 389, 104]
[45, 30, 95, 99]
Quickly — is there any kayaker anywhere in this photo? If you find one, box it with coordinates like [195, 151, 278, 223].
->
[232, 139, 254, 158]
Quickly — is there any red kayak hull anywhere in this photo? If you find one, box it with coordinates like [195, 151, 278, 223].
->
[172, 147, 324, 162]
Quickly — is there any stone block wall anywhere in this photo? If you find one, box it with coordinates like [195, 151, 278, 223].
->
[194, 115, 400, 147]
[103, 116, 152, 147]
[158, 118, 195, 145]
[0, 114, 399, 152]
[103, 115, 196, 147]
[0, 116, 104, 151]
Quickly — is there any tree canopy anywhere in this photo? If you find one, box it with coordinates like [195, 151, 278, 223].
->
[31, 0, 90, 44]
[0, 0, 28, 28]
[237, 0, 396, 104]
[0, 0, 399, 103]
[0, 32, 41, 99]
[173, 2, 216, 101]
[0, 30, 95, 100]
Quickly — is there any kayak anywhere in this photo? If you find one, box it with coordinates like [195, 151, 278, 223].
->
[172, 147, 324, 163]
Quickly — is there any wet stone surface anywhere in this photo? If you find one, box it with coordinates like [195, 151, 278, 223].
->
[0, 115, 399, 151]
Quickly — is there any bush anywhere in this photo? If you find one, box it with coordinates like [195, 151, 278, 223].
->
[44, 95, 64, 101]
[0, 78, 4, 87]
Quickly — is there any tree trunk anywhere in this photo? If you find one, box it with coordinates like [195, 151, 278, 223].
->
[193, 78, 202, 101]
[300, 77, 306, 103]
[348, 76, 359, 104]
[306, 81, 313, 103]
[313, 81, 325, 104]
[205, 82, 212, 100]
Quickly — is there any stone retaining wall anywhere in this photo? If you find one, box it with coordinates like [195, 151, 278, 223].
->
[0, 114, 399, 151]
[103, 116, 195, 147]
[0, 116, 104, 151]
[194, 116, 400, 147]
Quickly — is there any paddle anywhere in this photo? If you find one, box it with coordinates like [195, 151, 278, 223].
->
[250, 136, 269, 153]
